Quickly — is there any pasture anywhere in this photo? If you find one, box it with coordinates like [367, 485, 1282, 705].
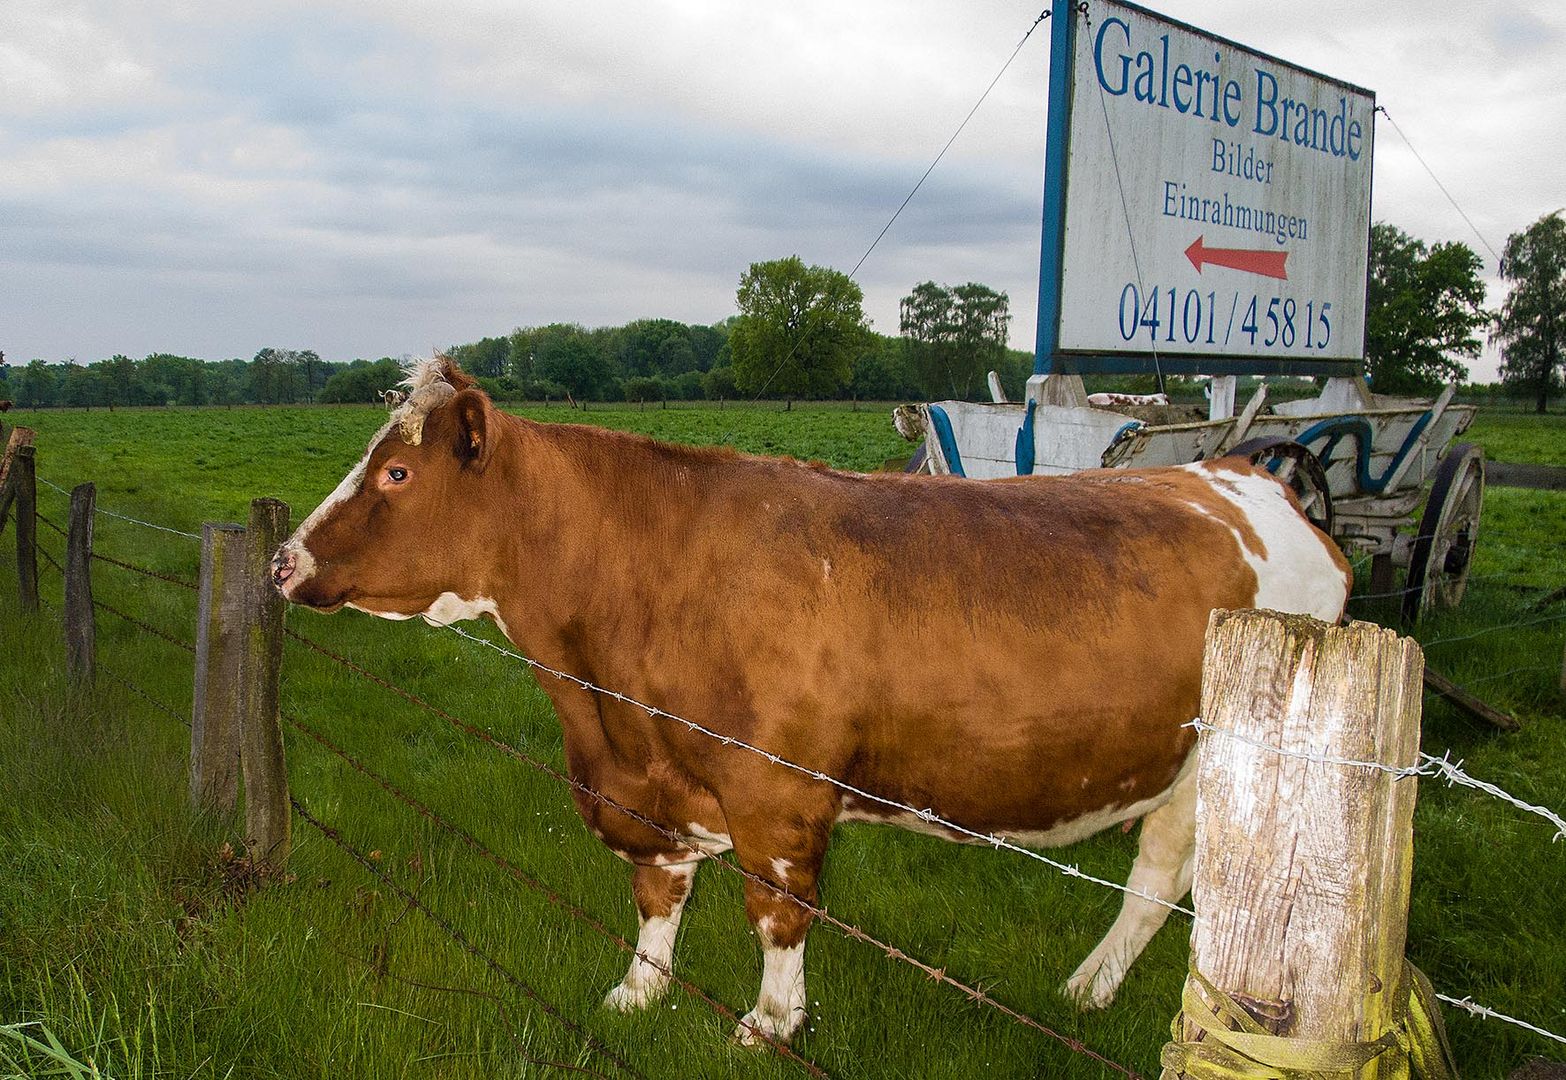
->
[2, 401, 1563, 1078]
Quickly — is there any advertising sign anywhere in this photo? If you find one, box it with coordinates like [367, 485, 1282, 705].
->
[1040, 0, 1375, 373]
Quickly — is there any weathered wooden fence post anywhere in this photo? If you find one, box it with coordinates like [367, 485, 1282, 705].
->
[191, 522, 246, 813]
[240, 498, 290, 868]
[64, 483, 96, 682]
[13, 446, 38, 612]
[1163, 609, 1427, 1078]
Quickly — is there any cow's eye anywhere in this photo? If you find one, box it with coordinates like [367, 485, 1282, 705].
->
[387, 467, 408, 483]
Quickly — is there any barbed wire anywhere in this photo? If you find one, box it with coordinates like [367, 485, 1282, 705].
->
[97, 662, 191, 728]
[290, 797, 648, 1080]
[1347, 568, 1551, 604]
[283, 626, 1146, 1078]
[283, 711, 830, 1077]
[1421, 612, 1566, 649]
[92, 597, 197, 655]
[35, 512, 67, 538]
[90, 550, 200, 591]
[1184, 718, 1564, 842]
[36, 475, 202, 541]
[439, 620, 1196, 919]
[1434, 993, 1566, 1047]
[1461, 664, 1554, 688]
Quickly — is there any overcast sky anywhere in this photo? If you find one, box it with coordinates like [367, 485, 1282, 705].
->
[3, 0, 1561, 380]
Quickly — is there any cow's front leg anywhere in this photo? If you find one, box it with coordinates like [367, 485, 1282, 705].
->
[729, 811, 830, 1045]
[604, 860, 699, 1011]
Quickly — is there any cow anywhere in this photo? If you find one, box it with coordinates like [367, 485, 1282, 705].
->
[272, 357, 1351, 1044]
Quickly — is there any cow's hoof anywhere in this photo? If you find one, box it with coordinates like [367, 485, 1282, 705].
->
[604, 977, 667, 1012]
[734, 1004, 807, 1047]
[1063, 960, 1120, 1011]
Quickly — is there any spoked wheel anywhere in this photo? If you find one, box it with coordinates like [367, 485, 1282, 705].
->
[1227, 437, 1334, 538]
[1403, 442, 1484, 623]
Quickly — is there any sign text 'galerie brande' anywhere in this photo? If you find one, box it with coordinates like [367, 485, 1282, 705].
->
[1053, 0, 1375, 364]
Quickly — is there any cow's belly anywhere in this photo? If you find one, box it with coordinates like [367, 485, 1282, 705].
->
[834, 749, 1193, 848]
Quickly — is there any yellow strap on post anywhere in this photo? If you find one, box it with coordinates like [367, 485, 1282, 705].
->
[1160, 962, 1459, 1080]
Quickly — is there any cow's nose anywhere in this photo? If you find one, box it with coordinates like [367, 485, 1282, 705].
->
[271, 547, 296, 590]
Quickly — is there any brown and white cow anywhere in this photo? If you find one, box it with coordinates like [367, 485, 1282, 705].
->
[273, 358, 1350, 1043]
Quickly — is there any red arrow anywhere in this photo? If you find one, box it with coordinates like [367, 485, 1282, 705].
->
[1184, 235, 1289, 280]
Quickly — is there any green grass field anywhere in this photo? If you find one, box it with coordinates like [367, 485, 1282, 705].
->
[1, 402, 1562, 1079]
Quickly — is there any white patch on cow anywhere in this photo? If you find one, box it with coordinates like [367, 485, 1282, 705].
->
[344, 603, 413, 620]
[604, 863, 696, 1012]
[684, 823, 733, 855]
[820, 559, 832, 581]
[421, 592, 499, 627]
[770, 858, 793, 885]
[737, 941, 807, 1045]
[1185, 463, 1349, 622]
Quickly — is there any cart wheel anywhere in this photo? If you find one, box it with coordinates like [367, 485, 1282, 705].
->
[1227, 437, 1334, 538]
[903, 441, 930, 474]
[1402, 442, 1484, 623]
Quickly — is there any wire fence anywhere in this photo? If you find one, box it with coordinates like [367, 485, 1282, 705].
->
[9, 470, 1566, 1069]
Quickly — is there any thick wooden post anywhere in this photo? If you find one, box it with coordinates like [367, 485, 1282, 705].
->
[13, 446, 37, 612]
[0, 426, 36, 530]
[191, 523, 246, 813]
[1167, 610, 1424, 1077]
[240, 498, 290, 868]
[64, 483, 96, 681]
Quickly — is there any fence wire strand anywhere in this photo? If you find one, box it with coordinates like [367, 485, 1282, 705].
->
[92, 597, 197, 654]
[37, 475, 202, 541]
[290, 797, 648, 1080]
[1186, 719, 1566, 843]
[1434, 993, 1566, 1047]
[437, 621, 1196, 919]
[283, 711, 830, 1078]
[91, 551, 200, 591]
[283, 627, 1146, 1079]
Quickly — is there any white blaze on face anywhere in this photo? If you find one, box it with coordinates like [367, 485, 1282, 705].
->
[277, 417, 396, 596]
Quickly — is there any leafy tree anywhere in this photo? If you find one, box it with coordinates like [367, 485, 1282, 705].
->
[730, 256, 869, 407]
[1364, 223, 1489, 394]
[689, 324, 727, 372]
[1494, 210, 1566, 413]
[702, 365, 737, 401]
[318, 358, 404, 403]
[295, 350, 322, 402]
[899, 281, 1011, 400]
[623, 375, 663, 405]
[19, 360, 55, 408]
[449, 337, 509, 379]
[101, 354, 139, 406]
[618, 319, 697, 378]
[848, 334, 916, 401]
[532, 325, 614, 404]
[62, 362, 101, 408]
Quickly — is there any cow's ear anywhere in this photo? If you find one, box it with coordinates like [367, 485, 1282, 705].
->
[451, 388, 496, 471]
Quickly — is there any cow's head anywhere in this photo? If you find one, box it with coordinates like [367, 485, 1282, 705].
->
[272, 357, 502, 620]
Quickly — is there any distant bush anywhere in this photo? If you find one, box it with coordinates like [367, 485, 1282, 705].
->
[318, 358, 404, 403]
[702, 365, 737, 401]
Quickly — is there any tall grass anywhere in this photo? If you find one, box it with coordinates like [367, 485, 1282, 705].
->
[1, 404, 1562, 1077]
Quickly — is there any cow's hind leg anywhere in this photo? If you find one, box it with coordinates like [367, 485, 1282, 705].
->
[604, 860, 699, 1011]
[1065, 763, 1197, 1009]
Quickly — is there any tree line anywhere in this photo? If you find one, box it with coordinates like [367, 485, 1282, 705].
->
[4, 210, 1561, 410]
